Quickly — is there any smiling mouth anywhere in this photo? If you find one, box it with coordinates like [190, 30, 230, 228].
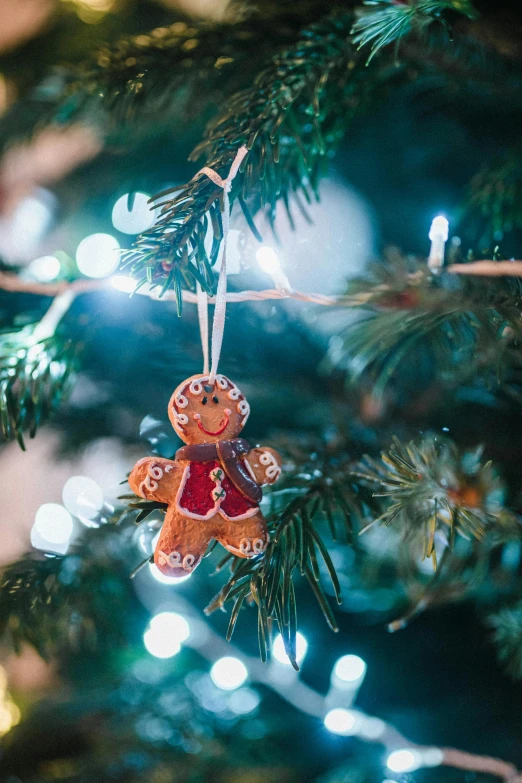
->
[194, 410, 230, 436]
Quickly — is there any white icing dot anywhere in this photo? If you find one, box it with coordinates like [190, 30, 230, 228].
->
[176, 394, 188, 408]
[228, 387, 241, 400]
[216, 375, 229, 389]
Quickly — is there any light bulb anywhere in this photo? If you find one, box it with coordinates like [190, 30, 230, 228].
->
[272, 632, 308, 666]
[112, 192, 155, 235]
[62, 475, 104, 521]
[333, 654, 367, 684]
[76, 233, 120, 278]
[429, 215, 449, 242]
[256, 245, 281, 275]
[28, 255, 60, 282]
[149, 612, 190, 643]
[143, 627, 181, 659]
[31, 503, 73, 545]
[210, 657, 248, 690]
[386, 749, 420, 773]
[324, 708, 358, 736]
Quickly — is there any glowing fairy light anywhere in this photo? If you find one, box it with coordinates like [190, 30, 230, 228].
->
[272, 632, 308, 666]
[111, 193, 155, 235]
[31, 503, 74, 552]
[76, 233, 120, 278]
[27, 255, 60, 282]
[144, 612, 189, 659]
[332, 654, 367, 687]
[428, 215, 449, 270]
[386, 749, 421, 773]
[210, 657, 248, 690]
[62, 475, 104, 524]
[255, 245, 292, 291]
[149, 612, 190, 643]
[110, 275, 137, 293]
[324, 708, 359, 736]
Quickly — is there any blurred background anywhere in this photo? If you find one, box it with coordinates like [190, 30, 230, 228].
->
[1, 1, 522, 781]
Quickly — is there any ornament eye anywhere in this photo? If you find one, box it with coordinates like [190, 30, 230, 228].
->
[212, 395, 219, 404]
[202, 396, 208, 405]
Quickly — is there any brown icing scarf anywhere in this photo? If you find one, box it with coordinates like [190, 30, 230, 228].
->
[175, 438, 262, 504]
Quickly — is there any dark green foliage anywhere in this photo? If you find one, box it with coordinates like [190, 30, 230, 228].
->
[0, 329, 75, 450]
[327, 259, 522, 399]
[352, 0, 478, 62]
[355, 434, 520, 566]
[205, 448, 366, 668]
[459, 152, 522, 245]
[488, 603, 522, 679]
[123, 10, 371, 307]
[0, 523, 139, 661]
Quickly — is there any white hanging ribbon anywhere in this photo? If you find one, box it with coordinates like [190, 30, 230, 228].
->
[195, 145, 248, 384]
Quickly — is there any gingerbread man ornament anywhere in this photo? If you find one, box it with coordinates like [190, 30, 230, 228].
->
[129, 373, 282, 578]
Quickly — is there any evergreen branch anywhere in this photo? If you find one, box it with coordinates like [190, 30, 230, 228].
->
[458, 151, 522, 246]
[487, 602, 522, 679]
[355, 433, 520, 566]
[123, 10, 370, 307]
[327, 258, 522, 398]
[0, 327, 75, 450]
[205, 451, 363, 667]
[0, 523, 139, 660]
[352, 0, 478, 62]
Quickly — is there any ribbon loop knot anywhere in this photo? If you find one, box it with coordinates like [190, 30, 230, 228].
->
[194, 145, 248, 385]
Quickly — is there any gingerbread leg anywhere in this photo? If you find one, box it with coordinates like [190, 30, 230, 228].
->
[215, 512, 269, 559]
[154, 507, 212, 578]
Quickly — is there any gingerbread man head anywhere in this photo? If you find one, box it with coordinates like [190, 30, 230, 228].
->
[168, 373, 250, 445]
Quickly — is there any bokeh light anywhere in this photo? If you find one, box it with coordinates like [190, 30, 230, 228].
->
[149, 612, 190, 643]
[31, 503, 74, 552]
[324, 708, 358, 736]
[62, 475, 104, 522]
[76, 233, 120, 278]
[272, 632, 308, 666]
[112, 192, 155, 234]
[333, 654, 367, 684]
[110, 275, 137, 293]
[228, 687, 260, 715]
[210, 657, 248, 690]
[27, 255, 60, 282]
[256, 245, 281, 274]
[386, 749, 420, 773]
[143, 610, 190, 659]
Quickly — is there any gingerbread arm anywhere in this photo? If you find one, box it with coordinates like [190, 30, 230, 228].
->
[244, 447, 282, 487]
[128, 457, 184, 503]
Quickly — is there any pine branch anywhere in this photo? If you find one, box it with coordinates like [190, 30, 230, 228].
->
[205, 450, 364, 668]
[327, 258, 522, 398]
[458, 151, 522, 245]
[352, 0, 478, 62]
[0, 3, 338, 152]
[0, 523, 138, 660]
[487, 602, 522, 679]
[355, 434, 520, 567]
[0, 327, 75, 450]
[123, 10, 371, 307]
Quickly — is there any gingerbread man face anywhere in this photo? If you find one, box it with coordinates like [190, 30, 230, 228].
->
[168, 373, 250, 444]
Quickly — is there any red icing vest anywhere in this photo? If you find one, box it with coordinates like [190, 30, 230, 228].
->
[177, 459, 259, 521]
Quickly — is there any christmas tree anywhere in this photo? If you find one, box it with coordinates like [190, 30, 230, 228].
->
[1, 0, 522, 780]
